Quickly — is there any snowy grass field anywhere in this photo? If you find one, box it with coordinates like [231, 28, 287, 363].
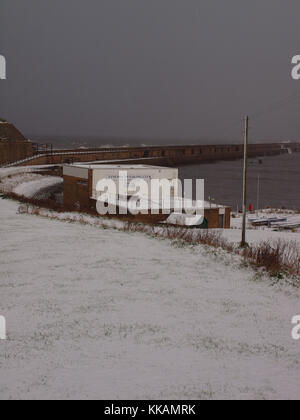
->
[1, 197, 300, 400]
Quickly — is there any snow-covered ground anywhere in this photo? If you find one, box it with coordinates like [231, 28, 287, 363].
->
[0, 173, 46, 194]
[0, 168, 63, 202]
[13, 177, 62, 199]
[0, 165, 55, 180]
[1, 198, 300, 400]
[224, 213, 300, 247]
[224, 226, 300, 247]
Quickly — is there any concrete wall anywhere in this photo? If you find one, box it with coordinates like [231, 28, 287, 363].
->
[63, 165, 89, 180]
[91, 166, 179, 200]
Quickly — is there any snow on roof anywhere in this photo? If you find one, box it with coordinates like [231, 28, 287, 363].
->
[93, 193, 228, 211]
[165, 213, 205, 226]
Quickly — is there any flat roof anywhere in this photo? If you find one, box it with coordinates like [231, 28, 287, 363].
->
[66, 164, 175, 170]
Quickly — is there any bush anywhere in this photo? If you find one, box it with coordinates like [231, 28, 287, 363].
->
[243, 240, 300, 277]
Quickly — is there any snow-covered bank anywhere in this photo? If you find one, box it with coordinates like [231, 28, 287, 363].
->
[1, 198, 300, 400]
[13, 177, 62, 199]
[0, 173, 46, 194]
[0, 167, 63, 202]
[0, 165, 56, 180]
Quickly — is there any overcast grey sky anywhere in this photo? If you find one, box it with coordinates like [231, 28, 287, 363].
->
[1, 0, 300, 143]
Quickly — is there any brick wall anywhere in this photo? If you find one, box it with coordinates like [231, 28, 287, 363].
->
[204, 207, 231, 229]
[63, 175, 91, 210]
[0, 141, 33, 165]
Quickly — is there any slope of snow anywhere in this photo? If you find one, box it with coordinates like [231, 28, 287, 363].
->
[1, 198, 300, 400]
[0, 165, 55, 180]
[13, 177, 62, 199]
[0, 173, 45, 194]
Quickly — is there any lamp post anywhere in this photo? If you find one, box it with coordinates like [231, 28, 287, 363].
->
[241, 116, 249, 247]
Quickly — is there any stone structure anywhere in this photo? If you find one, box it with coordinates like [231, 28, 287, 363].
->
[6, 142, 300, 167]
[0, 120, 33, 165]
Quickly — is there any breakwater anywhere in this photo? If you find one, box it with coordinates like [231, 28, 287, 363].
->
[6, 142, 300, 167]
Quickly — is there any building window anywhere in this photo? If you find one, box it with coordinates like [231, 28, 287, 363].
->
[77, 180, 88, 186]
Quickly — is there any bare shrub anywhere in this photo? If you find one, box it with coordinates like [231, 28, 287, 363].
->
[243, 240, 300, 277]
